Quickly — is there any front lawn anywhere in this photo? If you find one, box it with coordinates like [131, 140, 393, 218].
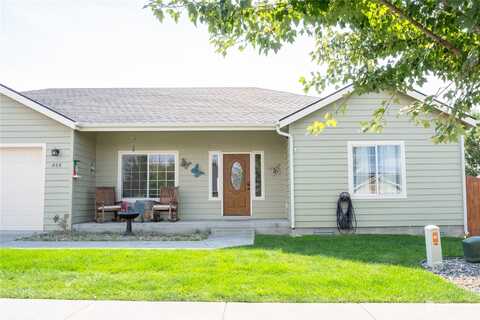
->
[0, 235, 478, 302]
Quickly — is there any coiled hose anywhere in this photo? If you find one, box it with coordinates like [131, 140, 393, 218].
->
[336, 192, 357, 233]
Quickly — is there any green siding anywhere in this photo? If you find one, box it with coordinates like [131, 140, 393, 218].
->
[95, 131, 288, 220]
[289, 91, 464, 230]
[71, 131, 96, 224]
[0, 93, 74, 230]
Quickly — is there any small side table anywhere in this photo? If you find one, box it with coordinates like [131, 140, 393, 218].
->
[117, 212, 139, 234]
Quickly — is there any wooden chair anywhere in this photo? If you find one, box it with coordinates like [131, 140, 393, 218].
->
[152, 187, 179, 222]
[95, 187, 122, 223]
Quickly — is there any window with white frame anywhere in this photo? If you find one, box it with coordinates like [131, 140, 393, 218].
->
[208, 151, 221, 200]
[253, 151, 264, 199]
[348, 142, 406, 198]
[120, 152, 177, 199]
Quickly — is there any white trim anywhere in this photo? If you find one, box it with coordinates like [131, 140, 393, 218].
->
[347, 141, 407, 200]
[0, 143, 46, 231]
[460, 135, 468, 234]
[221, 152, 253, 217]
[0, 85, 77, 129]
[252, 151, 265, 200]
[278, 85, 477, 128]
[275, 125, 295, 229]
[117, 150, 179, 201]
[208, 151, 222, 201]
[78, 124, 275, 132]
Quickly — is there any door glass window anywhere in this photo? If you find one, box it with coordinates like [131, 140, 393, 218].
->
[231, 161, 243, 191]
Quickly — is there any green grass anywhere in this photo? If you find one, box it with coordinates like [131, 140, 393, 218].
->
[1, 235, 478, 302]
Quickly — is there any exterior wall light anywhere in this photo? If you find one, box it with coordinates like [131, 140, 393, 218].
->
[51, 148, 60, 157]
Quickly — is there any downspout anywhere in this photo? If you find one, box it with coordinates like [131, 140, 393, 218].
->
[275, 122, 295, 229]
[460, 135, 468, 235]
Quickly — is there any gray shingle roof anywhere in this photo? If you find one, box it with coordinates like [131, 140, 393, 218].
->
[21, 87, 319, 126]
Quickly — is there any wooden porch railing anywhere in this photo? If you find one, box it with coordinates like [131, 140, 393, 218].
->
[467, 176, 480, 236]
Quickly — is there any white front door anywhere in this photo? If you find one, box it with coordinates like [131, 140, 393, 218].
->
[0, 146, 45, 230]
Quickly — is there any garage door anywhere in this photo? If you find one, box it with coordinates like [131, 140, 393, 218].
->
[0, 146, 45, 230]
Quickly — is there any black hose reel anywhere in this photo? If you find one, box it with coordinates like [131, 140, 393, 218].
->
[336, 192, 357, 233]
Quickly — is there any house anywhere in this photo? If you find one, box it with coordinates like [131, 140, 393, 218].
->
[0, 83, 475, 235]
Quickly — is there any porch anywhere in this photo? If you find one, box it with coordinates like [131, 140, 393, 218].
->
[72, 219, 290, 235]
[71, 130, 289, 227]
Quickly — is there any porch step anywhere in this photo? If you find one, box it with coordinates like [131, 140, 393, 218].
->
[210, 228, 255, 238]
[72, 219, 289, 235]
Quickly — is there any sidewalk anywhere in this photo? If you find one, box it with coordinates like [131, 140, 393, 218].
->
[0, 231, 254, 249]
[1, 299, 479, 320]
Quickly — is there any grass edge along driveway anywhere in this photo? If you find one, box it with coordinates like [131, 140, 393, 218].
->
[1, 235, 478, 303]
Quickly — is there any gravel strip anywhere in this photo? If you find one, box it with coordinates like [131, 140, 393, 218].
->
[422, 258, 480, 294]
[17, 231, 209, 242]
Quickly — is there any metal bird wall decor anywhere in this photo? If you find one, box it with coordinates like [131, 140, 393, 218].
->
[190, 164, 205, 178]
[271, 164, 281, 176]
[181, 158, 192, 169]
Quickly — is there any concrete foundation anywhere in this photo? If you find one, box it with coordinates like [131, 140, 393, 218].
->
[292, 225, 465, 237]
[73, 220, 464, 237]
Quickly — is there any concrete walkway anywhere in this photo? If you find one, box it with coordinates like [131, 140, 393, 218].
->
[0, 231, 254, 249]
[1, 299, 479, 320]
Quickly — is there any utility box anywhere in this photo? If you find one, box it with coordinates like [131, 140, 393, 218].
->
[463, 236, 480, 263]
[425, 225, 443, 267]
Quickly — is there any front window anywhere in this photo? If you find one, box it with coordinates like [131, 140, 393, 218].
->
[349, 142, 406, 198]
[122, 154, 148, 198]
[121, 152, 177, 199]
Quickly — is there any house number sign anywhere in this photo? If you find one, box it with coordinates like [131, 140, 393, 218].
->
[51, 162, 62, 168]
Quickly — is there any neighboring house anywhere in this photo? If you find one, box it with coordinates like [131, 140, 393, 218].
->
[0, 83, 475, 235]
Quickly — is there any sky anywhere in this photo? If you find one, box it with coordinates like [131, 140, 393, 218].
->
[1, 0, 444, 98]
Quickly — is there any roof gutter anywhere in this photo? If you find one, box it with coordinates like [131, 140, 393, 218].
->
[76, 123, 275, 132]
[275, 122, 295, 229]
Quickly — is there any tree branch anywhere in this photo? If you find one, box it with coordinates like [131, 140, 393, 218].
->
[377, 0, 462, 57]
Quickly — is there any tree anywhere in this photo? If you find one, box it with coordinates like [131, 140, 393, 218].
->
[146, 0, 479, 142]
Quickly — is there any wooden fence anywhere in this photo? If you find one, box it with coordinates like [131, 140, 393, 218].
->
[467, 176, 480, 236]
